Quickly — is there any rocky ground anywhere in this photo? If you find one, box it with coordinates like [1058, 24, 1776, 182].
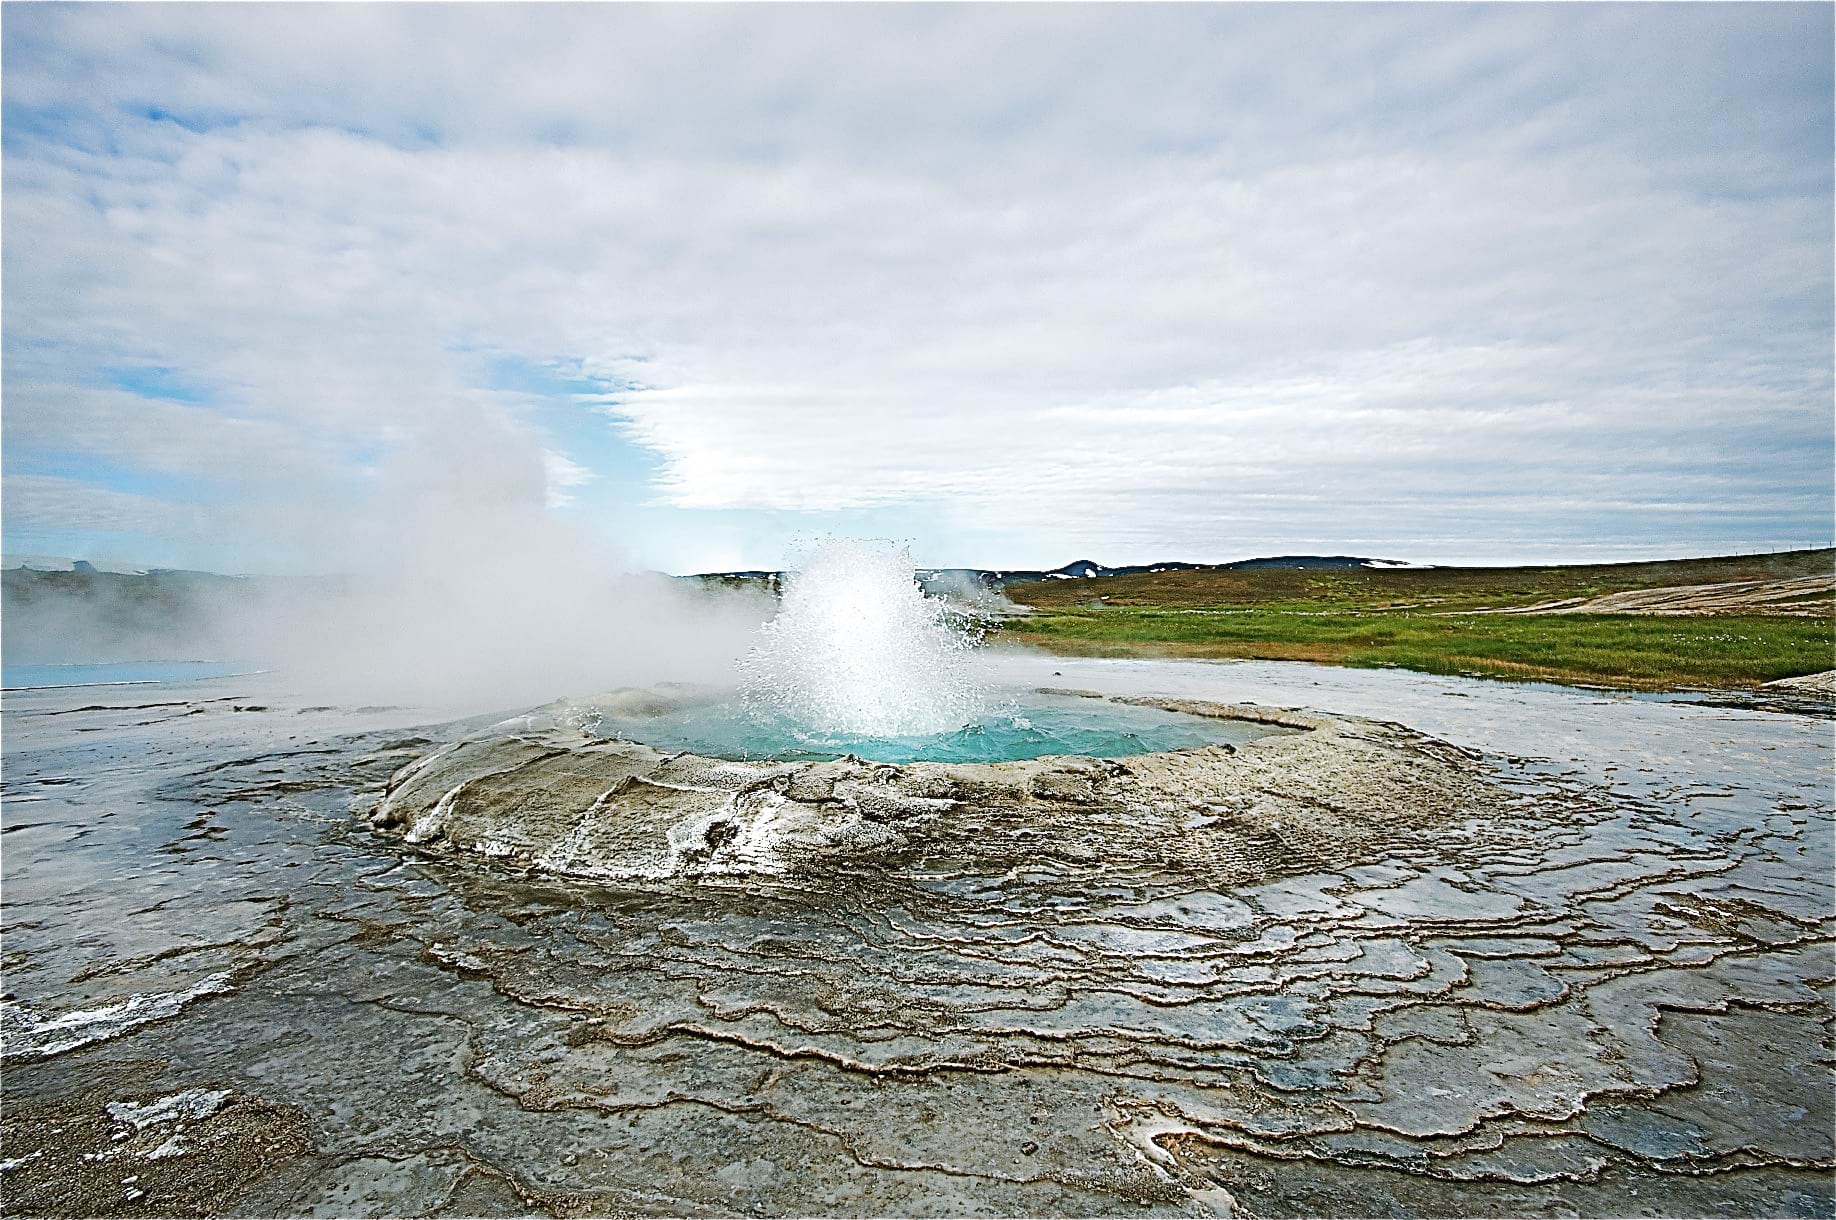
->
[2, 659, 1831, 1217]
[1769, 670, 1836, 698]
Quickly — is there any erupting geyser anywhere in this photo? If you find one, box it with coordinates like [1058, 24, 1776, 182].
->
[738, 538, 986, 737]
[583, 536, 1279, 762]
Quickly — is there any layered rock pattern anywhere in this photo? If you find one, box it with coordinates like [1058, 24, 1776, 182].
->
[3, 674, 1829, 1216]
[354, 692, 1835, 1214]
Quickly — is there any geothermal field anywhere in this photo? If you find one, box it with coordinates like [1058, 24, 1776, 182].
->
[2, 542, 1831, 1217]
[3, 8, 1832, 1218]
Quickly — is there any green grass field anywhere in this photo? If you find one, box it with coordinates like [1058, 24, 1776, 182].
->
[1000, 550, 1835, 690]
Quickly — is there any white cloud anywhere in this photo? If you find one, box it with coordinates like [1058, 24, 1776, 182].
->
[2, 474, 200, 540]
[2, 4, 1829, 570]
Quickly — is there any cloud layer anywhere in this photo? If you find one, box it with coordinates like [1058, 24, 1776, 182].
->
[4, 4, 1831, 571]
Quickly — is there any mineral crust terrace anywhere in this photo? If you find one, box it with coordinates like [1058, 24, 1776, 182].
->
[370, 693, 1494, 889]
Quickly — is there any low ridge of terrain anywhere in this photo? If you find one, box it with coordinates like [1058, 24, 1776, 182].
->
[1000, 548, 1836, 691]
[691, 553, 1417, 594]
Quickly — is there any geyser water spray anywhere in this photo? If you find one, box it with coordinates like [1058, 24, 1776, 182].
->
[739, 538, 987, 737]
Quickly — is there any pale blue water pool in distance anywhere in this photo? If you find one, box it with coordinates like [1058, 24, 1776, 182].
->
[599, 692, 1283, 764]
[1, 660, 262, 691]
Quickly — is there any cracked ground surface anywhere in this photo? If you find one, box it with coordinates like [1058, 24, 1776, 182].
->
[2, 656, 1831, 1217]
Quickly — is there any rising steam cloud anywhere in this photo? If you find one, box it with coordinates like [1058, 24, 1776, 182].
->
[3, 405, 775, 713]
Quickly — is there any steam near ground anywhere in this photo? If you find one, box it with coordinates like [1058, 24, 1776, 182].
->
[3, 542, 1035, 723]
[916, 568, 1023, 619]
[2, 545, 774, 714]
[2, 419, 777, 712]
[259, 544, 773, 712]
[2, 406, 1037, 714]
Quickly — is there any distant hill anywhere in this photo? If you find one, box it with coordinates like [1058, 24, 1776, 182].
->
[2, 554, 163, 575]
[1004, 547, 1836, 613]
[999, 547, 1836, 689]
[942, 555, 1429, 587]
[1, 565, 263, 663]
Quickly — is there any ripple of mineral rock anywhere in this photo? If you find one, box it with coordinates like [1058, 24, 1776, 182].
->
[6, 671, 1830, 1218]
[364, 687, 1834, 1215]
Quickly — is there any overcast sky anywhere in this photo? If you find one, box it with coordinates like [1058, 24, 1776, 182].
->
[3, 3, 1831, 574]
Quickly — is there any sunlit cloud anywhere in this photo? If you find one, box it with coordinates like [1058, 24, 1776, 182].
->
[3, 4, 1830, 572]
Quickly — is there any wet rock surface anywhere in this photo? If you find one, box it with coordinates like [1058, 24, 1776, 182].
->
[368, 695, 1492, 894]
[2, 660, 1831, 1217]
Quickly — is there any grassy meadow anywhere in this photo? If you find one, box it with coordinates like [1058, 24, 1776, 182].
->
[999, 550, 1835, 690]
